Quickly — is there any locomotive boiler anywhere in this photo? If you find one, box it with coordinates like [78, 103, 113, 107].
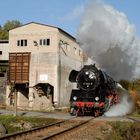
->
[69, 64, 119, 116]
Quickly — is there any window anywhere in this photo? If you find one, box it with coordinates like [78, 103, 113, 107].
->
[17, 40, 27, 46]
[40, 39, 50, 46]
[43, 39, 46, 45]
[47, 39, 50, 45]
[21, 40, 24, 46]
[0, 51, 2, 55]
[17, 40, 20, 46]
[0, 73, 4, 77]
[40, 40, 42, 46]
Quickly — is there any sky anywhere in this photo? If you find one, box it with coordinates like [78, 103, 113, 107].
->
[0, 0, 140, 37]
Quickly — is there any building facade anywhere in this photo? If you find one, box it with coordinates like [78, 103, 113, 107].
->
[5, 22, 84, 110]
[0, 40, 9, 106]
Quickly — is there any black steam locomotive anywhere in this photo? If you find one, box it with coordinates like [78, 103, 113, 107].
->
[69, 64, 119, 116]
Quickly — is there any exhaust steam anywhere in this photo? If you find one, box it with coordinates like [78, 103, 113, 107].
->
[76, 0, 137, 116]
[104, 84, 133, 117]
[77, 0, 140, 81]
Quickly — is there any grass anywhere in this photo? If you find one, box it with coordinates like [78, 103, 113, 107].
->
[0, 115, 57, 133]
[129, 111, 140, 117]
[106, 121, 140, 140]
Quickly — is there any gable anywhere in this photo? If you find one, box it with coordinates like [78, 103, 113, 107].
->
[9, 22, 58, 34]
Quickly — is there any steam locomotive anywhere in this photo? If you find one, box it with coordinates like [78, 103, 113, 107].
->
[69, 64, 119, 116]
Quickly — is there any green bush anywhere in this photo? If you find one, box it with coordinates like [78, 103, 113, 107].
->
[119, 80, 132, 90]
[107, 122, 140, 140]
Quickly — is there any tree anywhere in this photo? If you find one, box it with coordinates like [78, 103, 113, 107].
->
[119, 80, 132, 90]
[0, 29, 8, 40]
[0, 20, 22, 40]
[3, 20, 22, 32]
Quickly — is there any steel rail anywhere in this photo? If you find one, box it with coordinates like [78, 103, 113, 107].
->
[40, 117, 94, 140]
[0, 116, 77, 140]
[126, 116, 140, 122]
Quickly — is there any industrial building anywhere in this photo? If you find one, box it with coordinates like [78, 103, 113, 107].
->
[0, 22, 84, 110]
[0, 40, 9, 106]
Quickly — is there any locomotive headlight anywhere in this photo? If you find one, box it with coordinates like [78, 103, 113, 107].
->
[73, 96, 77, 101]
[95, 97, 99, 101]
[85, 71, 89, 75]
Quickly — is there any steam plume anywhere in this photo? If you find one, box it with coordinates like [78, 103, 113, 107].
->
[77, 0, 140, 80]
[104, 84, 133, 116]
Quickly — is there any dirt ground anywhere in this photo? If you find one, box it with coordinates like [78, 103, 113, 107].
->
[54, 120, 112, 140]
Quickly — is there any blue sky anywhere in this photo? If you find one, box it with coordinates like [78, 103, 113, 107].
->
[0, 0, 140, 37]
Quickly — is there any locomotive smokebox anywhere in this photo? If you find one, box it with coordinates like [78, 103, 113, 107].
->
[69, 64, 100, 91]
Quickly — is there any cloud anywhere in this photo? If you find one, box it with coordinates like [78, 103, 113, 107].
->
[77, 0, 140, 80]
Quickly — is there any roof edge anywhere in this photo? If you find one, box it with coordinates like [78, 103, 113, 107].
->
[10, 21, 76, 42]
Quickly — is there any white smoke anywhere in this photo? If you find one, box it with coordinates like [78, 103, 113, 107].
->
[77, 0, 140, 80]
[104, 84, 133, 117]
[84, 57, 96, 65]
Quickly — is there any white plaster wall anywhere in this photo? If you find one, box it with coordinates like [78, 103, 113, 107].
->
[6, 22, 85, 109]
[0, 43, 9, 60]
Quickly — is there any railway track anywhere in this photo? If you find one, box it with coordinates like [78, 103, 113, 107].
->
[1, 115, 139, 140]
[0, 117, 94, 140]
[126, 116, 140, 122]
